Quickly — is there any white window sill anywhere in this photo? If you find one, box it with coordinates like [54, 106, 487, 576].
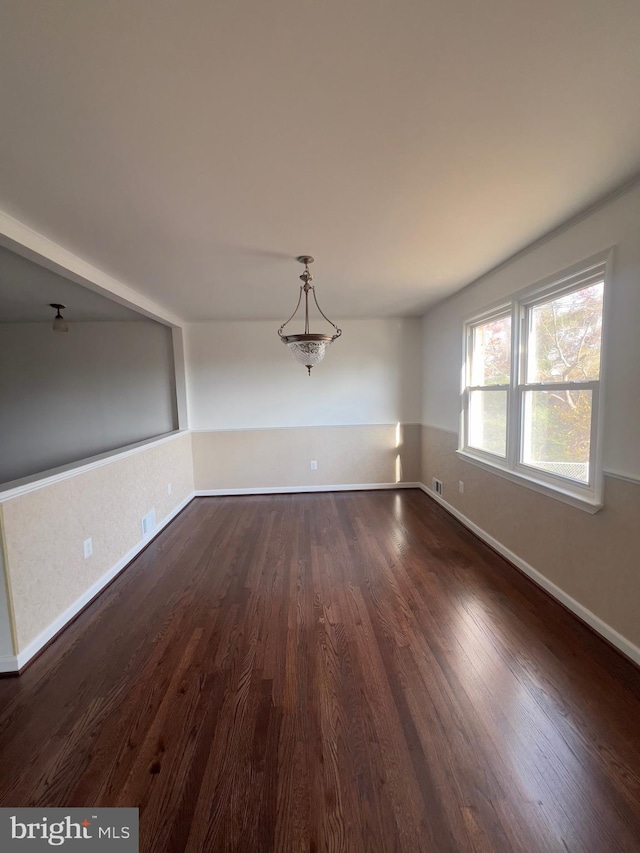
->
[456, 449, 603, 514]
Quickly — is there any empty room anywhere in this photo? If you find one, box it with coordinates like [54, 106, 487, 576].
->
[0, 2, 639, 851]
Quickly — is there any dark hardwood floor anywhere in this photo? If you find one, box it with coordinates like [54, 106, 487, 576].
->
[0, 490, 639, 851]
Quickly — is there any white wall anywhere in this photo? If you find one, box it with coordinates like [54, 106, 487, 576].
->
[420, 179, 640, 659]
[185, 318, 423, 430]
[0, 320, 178, 484]
[421, 180, 640, 479]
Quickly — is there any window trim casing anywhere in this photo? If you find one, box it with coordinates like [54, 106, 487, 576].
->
[458, 249, 613, 513]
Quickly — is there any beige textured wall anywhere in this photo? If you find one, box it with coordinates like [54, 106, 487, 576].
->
[192, 424, 421, 491]
[421, 426, 640, 649]
[1, 432, 194, 653]
[0, 523, 15, 658]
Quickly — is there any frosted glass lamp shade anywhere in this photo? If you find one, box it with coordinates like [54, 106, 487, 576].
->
[280, 332, 334, 374]
[287, 340, 329, 367]
[50, 303, 68, 332]
[52, 316, 69, 333]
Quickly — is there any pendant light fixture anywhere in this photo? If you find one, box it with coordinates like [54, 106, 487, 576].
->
[50, 303, 69, 333]
[278, 256, 341, 375]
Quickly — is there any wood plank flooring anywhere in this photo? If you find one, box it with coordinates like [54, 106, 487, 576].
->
[0, 490, 639, 851]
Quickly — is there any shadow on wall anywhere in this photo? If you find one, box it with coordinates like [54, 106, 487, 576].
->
[395, 318, 423, 428]
[0, 321, 178, 485]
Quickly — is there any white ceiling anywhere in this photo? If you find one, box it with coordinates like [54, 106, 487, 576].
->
[0, 245, 144, 323]
[0, 1, 639, 321]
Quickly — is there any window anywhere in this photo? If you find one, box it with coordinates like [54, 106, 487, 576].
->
[460, 254, 609, 510]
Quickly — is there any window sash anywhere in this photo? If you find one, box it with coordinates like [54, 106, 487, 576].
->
[465, 311, 511, 388]
[515, 383, 599, 489]
[519, 278, 605, 387]
[464, 386, 510, 459]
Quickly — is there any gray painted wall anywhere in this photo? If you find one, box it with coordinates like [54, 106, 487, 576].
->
[0, 320, 178, 484]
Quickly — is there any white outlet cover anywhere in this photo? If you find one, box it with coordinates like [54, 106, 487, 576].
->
[83, 537, 93, 559]
[167, 483, 172, 495]
[142, 509, 156, 537]
[310, 460, 318, 470]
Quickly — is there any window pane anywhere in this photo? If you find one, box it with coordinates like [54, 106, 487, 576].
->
[471, 315, 511, 385]
[468, 390, 507, 457]
[522, 390, 592, 483]
[527, 282, 603, 383]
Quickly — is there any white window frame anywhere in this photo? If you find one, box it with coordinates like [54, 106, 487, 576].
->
[458, 250, 612, 513]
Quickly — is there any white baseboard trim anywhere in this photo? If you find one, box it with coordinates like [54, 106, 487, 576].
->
[3, 485, 419, 674]
[418, 483, 640, 668]
[195, 482, 421, 497]
[2, 492, 196, 674]
[16, 480, 634, 673]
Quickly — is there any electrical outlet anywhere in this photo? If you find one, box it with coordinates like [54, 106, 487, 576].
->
[459, 480, 464, 494]
[432, 478, 443, 496]
[310, 460, 318, 470]
[167, 482, 172, 495]
[83, 537, 93, 559]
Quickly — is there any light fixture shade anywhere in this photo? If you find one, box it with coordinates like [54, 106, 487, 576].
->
[52, 316, 69, 333]
[278, 256, 341, 375]
[287, 339, 330, 367]
[50, 303, 69, 333]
